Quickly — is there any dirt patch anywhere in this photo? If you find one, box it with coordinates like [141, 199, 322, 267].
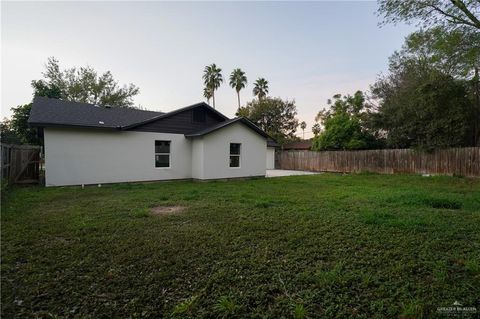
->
[150, 206, 186, 216]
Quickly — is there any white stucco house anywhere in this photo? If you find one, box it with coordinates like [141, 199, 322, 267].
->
[29, 97, 277, 186]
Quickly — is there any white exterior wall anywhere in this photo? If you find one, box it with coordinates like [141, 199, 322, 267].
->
[44, 123, 267, 186]
[44, 127, 192, 186]
[191, 138, 204, 179]
[266, 147, 276, 169]
[198, 122, 266, 179]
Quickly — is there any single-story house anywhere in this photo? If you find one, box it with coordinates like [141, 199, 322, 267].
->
[28, 97, 275, 186]
[283, 140, 312, 151]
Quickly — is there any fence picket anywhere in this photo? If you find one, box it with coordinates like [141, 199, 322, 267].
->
[278, 148, 480, 177]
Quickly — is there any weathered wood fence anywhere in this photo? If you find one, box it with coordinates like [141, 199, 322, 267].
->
[1, 144, 42, 184]
[278, 147, 480, 177]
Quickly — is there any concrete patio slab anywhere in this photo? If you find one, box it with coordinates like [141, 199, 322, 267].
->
[266, 169, 320, 178]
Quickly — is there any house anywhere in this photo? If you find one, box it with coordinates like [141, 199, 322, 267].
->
[28, 97, 273, 186]
[283, 140, 312, 151]
[266, 139, 280, 169]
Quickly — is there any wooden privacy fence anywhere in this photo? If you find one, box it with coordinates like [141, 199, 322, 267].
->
[1, 144, 41, 184]
[279, 147, 480, 177]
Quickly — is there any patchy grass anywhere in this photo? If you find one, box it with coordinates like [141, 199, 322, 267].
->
[1, 173, 480, 318]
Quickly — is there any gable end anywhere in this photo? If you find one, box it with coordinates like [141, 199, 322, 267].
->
[127, 104, 227, 134]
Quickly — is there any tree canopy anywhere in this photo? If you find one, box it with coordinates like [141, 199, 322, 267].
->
[253, 78, 269, 100]
[311, 91, 380, 151]
[31, 57, 139, 107]
[229, 68, 247, 109]
[370, 62, 474, 150]
[377, 0, 480, 31]
[202, 64, 223, 108]
[6, 57, 142, 144]
[237, 97, 299, 144]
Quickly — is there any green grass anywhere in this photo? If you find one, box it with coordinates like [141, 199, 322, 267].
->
[1, 173, 480, 318]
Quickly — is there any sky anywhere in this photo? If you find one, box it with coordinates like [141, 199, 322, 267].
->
[1, 1, 414, 138]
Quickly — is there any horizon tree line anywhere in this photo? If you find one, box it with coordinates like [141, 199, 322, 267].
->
[202, 63, 269, 109]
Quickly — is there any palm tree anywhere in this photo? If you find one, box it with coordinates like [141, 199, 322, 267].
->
[253, 78, 269, 100]
[202, 64, 223, 108]
[300, 121, 307, 139]
[229, 68, 247, 110]
[203, 87, 213, 104]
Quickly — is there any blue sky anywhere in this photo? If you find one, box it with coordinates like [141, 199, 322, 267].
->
[2, 1, 413, 137]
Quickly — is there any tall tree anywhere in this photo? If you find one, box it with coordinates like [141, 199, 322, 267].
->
[203, 87, 213, 104]
[312, 91, 380, 151]
[229, 68, 248, 110]
[7, 57, 142, 144]
[202, 64, 223, 108]
[312, 123, 321, 136]
[300, 121, 307, 139]
[370, 63, 474, 150]
[378, 0, 480, 31]
[253, 78, 269, 100]
[237, 97, 299, 144]
[389, 27, 480, 144]
[31, 57, 139, 107]
[8, 104, 40, 145]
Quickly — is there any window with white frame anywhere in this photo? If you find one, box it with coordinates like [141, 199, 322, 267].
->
[229, 143, 241, 168]
[155, 140, 170, 168]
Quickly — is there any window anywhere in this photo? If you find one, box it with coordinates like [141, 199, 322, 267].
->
[193, 109, 206, 123]
[155, 141, 170, 168]
[229, 143, 241, 168]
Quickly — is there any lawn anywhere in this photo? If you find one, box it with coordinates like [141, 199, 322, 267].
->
[1, 173, 480, 318]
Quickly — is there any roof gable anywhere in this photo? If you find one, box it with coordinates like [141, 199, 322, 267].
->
[123, 102, 228, 130]
[185, 117, 269, 139]
[127, 104, 228, 134]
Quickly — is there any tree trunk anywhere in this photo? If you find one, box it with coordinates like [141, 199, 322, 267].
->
[237, 91, 241, 111]
[212, 92, 216, 109]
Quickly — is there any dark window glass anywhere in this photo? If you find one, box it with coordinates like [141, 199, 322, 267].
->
[230, 155, 240, 167]
[229, 143, 241, 167]
[155, 141, 170, 153]
[155, 155, 170, 168]
[193, 109, 206, 123]
[230, 143, 241, 155]
[155, 141, 170, 167]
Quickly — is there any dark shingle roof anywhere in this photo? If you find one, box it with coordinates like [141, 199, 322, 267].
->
[185, 117, 269, 138]
[28, 97, 270, 140]
[29, 96, 164, 129]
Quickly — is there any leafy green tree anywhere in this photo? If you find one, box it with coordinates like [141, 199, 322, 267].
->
[31, 57, 139, 107]
[0, 119, 22, 144]
[8, 104, 40, 145]
[312, 91, 380, 151]
[390, 27, 480, 145]
[237, 97, 299, 144]
[377, 0, 480, 31]
[8, 57, 141, 144]
[370, 63, 474, 150]
[229, 68, 248, 110]
[202, 64, 223, 108]
[312, 123, 321, 136]
[253, 78, 269, 100]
